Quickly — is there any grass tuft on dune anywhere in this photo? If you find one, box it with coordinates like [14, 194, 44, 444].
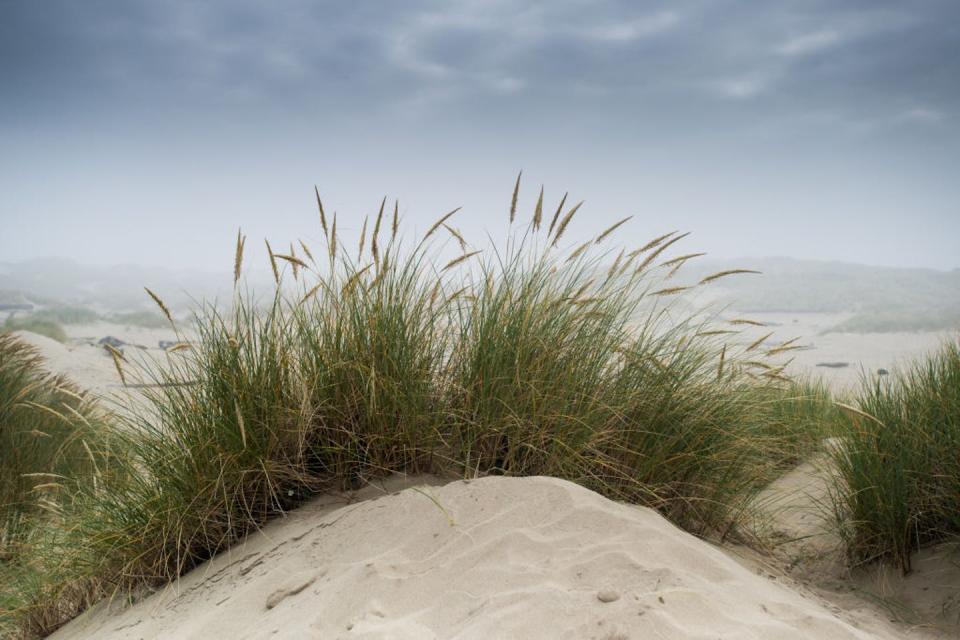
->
[829, 338, 960, 573]
[0, 183, 845, 638]
[0, 334, 111, 638]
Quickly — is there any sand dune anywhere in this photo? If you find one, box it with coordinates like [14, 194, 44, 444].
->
[10, 330, 124, 396]
[50, 475, 903, 640]
[11, 326, 180, 415]
[9, 325, 952, 638]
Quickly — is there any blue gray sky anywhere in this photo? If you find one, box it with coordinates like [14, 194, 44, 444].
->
[2, 0, 958, 271]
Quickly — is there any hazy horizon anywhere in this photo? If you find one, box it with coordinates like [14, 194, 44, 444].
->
[3, 251, 959, 277]
[2, 1, 959, 271]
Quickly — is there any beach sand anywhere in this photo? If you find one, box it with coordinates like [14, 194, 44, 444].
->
[726, 311, 953, 391]
[49, 475, 910, 640]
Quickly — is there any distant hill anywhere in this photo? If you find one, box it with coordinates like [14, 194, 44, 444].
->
[683, 257, 960, 332]
[2, 257, 958, 333]
[0, 259, 240, 312]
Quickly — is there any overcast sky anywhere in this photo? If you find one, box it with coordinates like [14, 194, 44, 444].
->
[2, 0, 958, 271]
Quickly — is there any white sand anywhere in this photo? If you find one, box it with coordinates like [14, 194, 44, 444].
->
[12, 324, 185, 414]
[11, 330, 125, 396]
[50, 475, 904, 640]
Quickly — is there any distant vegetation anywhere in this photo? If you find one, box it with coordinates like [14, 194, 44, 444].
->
[2, 316, 67, 343]
[0, 305, 172, 343]
[105, 310, 168, 328]
[824, 307, 960, 334]
[0, 259, 238, 312]
[0, 290, 55, 308]
[28, 306, 100, 325]
[686, 258, 960, 333]
[1, 304, 102, 342]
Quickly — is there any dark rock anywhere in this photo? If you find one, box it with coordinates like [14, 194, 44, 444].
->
[98, 336, 126, 348]
[877, 368, 889, 376]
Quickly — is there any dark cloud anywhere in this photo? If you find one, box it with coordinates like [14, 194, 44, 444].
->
[1, 0, 958, 269]
[3, 0, 957, 125]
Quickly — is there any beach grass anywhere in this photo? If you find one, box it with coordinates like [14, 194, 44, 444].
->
[828, 338, 960, 572]
[0, 334, 110, 637]
[0, 182, 830, 637]
[754, 376, 847, 464]
[0, 335, 105, 553]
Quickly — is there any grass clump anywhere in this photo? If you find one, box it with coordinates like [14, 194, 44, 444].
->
[0, 334, 103, 552]
[0, 180, 815, 636]
[753, 377, 847, 464]
[0, 334, 109, 637]
[293, 247, 449, 482]
[60, 297, 316, 588]
[97, 182, 795, 541]
[2, 316, 67, 343]
[829, 338, 960, 572]
[444, 234, 775, 529]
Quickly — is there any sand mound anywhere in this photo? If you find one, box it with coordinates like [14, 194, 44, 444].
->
[11, 330, 123, 395]
[11, 327, 173, 415]
[50, 476, 899, 640]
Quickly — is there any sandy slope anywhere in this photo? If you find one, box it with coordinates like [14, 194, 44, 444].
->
[11, 326, 181, 415]
[50, 475, 903, 640]
[733, 453, 958, 638]
[10, 330, 125, 397]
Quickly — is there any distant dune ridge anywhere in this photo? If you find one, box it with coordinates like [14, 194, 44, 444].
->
[683, 257, 960, 332]
[4, 256, 958, 332]
[49, 476, 901, 640]
[0, 259, 244, 312]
